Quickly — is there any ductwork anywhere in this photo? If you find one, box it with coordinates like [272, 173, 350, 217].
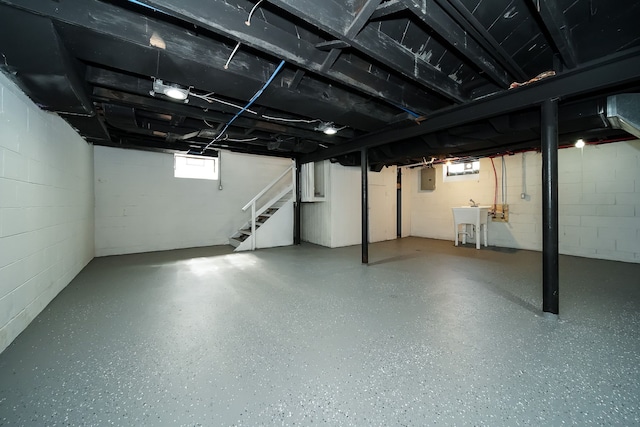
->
[607, 94, 640, 139]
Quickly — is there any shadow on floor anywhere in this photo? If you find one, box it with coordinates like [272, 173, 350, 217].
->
[455, 243, 521, 254]
[482, 282, 541, 316]
[368, 252, 426, 266]
[93, 245, 236, 267]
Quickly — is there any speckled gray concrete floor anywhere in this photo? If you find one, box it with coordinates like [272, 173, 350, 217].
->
[1, 237, 639, 426]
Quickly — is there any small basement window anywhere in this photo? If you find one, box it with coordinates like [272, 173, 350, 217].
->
[442, 160, 480, 182]
[174, 153, 219, 180]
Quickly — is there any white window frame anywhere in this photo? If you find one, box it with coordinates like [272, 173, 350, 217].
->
[174, 153, 219, 180]
[442, 161, 480, 183]
[301, 161, 326, 202]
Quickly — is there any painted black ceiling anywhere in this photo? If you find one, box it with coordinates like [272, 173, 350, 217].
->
[1, 0, 639, 169]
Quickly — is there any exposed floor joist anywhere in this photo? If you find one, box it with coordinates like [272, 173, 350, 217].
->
[302, 48, 640, 163]
[1, 0, 638, 163]
[528, 0, 579, 70]
[141, 0, 447, 113]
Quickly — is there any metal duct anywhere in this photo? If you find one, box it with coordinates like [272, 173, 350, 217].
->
[607, 94, 640, 139]
[103, 104, 138, 130]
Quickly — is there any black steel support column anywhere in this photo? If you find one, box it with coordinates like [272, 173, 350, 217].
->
[294, 158, 301, 245]
[397, 167, 402, 238]
[361, 148, 369, 264]
[542, 99, 559, 315]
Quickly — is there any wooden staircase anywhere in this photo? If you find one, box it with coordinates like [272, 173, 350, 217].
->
[229, 164, 295, 251]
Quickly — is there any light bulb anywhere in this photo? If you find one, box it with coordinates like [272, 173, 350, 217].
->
[164, 87, 188, 100]
[575, 139, 585, 148]
[317, 122, 339, 135]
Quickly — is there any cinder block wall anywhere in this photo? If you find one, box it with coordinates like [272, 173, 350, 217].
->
[94, 146, 292, 256]
[408, 141, 640, 263]
[0, 72, 95, 353]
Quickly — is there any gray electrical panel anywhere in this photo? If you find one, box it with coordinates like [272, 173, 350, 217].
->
[420, 167, 436, 191]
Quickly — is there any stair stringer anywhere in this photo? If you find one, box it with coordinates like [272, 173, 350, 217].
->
[234, 198, 293, 252]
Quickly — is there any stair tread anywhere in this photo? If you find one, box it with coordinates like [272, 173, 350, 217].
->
[230, 190, 293, 248]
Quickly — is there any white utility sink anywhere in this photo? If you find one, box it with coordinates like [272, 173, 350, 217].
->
[452, 206, 491, 249]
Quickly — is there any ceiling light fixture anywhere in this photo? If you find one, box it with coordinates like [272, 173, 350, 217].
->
[323, 127, 338, 135]
[164, 87, 188, 100]
[575, 139, 585, 148]
[317, 122, 341, 135]
[150, 78, 190, 102]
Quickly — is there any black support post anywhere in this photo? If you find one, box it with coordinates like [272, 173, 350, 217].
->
[361, 148, 369, 264]
[542, 99, 559, 316]
[397, 167, 402, 238]
[294, 158, 301, 245]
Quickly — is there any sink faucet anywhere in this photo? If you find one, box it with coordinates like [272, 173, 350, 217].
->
[469, 199, 478, 207]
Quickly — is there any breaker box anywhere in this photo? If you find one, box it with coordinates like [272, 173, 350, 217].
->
[420, 167, 436, 191]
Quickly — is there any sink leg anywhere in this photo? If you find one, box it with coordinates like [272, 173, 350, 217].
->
[454, 223, 458, 246]
[483, 224, 488, 247]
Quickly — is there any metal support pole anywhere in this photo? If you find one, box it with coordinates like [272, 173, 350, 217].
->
[294, 158, 301, 245]
[251, 203, 256, 251]
[361, 148, 369, 264]
[542, 98, 559, 316]
[397, 167, 402, 238]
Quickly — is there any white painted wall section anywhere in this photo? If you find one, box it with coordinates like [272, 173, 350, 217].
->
[400, 167, 412, 238]
[0, 72, 94, 354]
[408, 141, 640, 263]
[302, 162, 397, 248]
[255, 200, 293, 249]
[329, 163, 362, 248]
[368, 166, 398, 243]
[94, 147, 291, 256]
[301, 162, 332, 247]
